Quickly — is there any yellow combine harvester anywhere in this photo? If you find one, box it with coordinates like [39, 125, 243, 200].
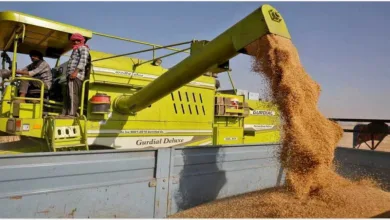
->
[0, 4, 290, 154]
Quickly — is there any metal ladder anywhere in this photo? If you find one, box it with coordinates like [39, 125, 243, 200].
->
[44, 115, 89, 152]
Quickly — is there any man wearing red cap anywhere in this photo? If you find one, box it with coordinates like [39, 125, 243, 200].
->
[61, 33, 90, 116]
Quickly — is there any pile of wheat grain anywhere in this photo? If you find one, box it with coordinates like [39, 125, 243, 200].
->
[170, 35, 390, 218]
[171, 181, 390, 218]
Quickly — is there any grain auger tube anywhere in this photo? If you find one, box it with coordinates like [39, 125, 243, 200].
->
[114, 4, 291, 114]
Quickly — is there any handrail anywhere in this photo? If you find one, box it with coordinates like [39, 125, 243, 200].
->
[77, 114, 89, 151]
[80, 79, 89, 115]
[9, 77, 45, 117]
[93, 31, 191, 54]
[11, 34, 19, 79]
[91, 32, 192, 65]
[3, 24, 25, 52]
[135, 47, 190, 67]
[92, 41, 192, 63]
[43, 116, 55, 151]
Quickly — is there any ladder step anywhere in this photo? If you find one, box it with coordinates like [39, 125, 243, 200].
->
[53, 144, 88, 150]
[54, 144, 87, 148]
[46, 116, 89, 152]
[54, 140, 85, 146]
[54, 138, 82, 143]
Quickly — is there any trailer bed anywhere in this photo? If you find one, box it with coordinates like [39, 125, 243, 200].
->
[0, 144, 388, 218]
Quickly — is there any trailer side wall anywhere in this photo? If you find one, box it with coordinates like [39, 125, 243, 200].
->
[0, 145, 388, 218]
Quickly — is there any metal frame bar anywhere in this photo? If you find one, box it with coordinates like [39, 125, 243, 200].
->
[343, 129, 390, 134]
[3, 31, 17, 52]
[51, 117, 56, 152]
[3, 25, 22, 52]
[80, 79, 90, 115]
[92, 41, 192, 63]
[227, 70, 236, 92]
[11, 34, 19, 79]
[329, 118, 390, 123]
[9, 77, 45, 117]
[3, 24, 25, 54]
[93, 31, 191, 54]
[91, 32, 192, 67]
[2, 24, 27, 118]
[135, 47, 190, 67]
[8, 32, 20, 118]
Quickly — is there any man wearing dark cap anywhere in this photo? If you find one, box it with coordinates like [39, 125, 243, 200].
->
[0, 50, 52, 102]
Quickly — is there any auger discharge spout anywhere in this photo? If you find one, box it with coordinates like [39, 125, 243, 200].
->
[114, 4, 291, 114]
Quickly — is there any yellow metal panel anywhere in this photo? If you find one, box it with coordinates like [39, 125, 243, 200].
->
[245, 100, 280, 128]
[244, 130, 280, 144]
[243, 100, 281, 144]
[225, 108, 244, 114]
[0, 10, 93, 57]
[214, 117, 243, 128]
[89, 50, 216, 87]
[0, 86, 12, 117]
[0, 11, 92, 36]
[84, 50, 217, 135]
[262, 4, 291, 40]
[86, 86, 214, 137]
[213, 127, 243, 145]
[13, 103, 41, 119]
[0, 118, 8, 133]
[2, 118, 44, 138]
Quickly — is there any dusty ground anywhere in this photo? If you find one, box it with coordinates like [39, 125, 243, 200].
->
[337, 124, 390, 152]
[0, 135, 20, 143]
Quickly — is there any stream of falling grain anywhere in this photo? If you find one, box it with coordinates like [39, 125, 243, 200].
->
[170, 35, 390, 218]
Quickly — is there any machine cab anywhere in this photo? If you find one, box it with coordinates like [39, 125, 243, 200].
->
[0, 10, 92, 119]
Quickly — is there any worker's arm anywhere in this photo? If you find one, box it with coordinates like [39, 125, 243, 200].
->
[15, 65, 31, 76]
[17, 62, 47, 77]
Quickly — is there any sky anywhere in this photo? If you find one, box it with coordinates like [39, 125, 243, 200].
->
[1, 1, 390, 119]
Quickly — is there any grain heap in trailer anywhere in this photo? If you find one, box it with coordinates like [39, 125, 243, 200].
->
[0, 4, 289, 154]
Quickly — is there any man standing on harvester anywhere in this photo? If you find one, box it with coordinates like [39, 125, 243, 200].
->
[61, 33, 90, 117]
[0, 50, 52, 103]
